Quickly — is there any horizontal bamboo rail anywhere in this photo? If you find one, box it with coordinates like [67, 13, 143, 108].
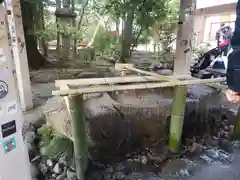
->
[53, 77, 225, 96]
[55, 75, 191, 87]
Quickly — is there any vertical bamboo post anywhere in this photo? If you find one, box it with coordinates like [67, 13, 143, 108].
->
[168, 0, 196, 152]
[169, 85, 188, 152]
[68, 94, 88, 180]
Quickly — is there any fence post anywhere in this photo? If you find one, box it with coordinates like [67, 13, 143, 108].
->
[68, 94, 88, 180]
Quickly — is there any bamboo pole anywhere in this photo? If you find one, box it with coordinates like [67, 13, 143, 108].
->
[53, 77, 225, 96]
[168, 0, 196, 152]
[56, 76, 163, 87]
[55, 75, 191, 87]
[168, 86, 187, 152]
[68, 94, 88, 180]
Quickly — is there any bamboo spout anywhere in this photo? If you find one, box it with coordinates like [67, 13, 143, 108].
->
[68, 94, 88, 180]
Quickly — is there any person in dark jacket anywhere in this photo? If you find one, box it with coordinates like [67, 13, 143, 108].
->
[226, 0, 240, 103]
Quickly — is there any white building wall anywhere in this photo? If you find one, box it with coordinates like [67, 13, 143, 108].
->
[197, 0, 237, 9]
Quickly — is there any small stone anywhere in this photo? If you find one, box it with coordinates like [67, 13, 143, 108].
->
[24, 131, 37, 153]
[179, 169, 190, 177]
[24, 131, 36, 144]
[52, 173, 58, 178]
[22, 122, 36, 134]
[46, 159, 53, 167]
[147, 153, 167, 163]
[112, 171, 125, 179]
[154, 63, 164, 69]
[133, 158, 141, 163]
[30, 163, 39, 178]
[223, 125, 229, 131]
[67, 169, 77, 180]
[140, 155, 148, 164]
[222, 119, 229, 125]
[115, 163, 125, 171]
[53, 163, 62, 174]
[39, 146, 47, 155]
[38, 162, 48, 175]
[126, 159, 134, 162]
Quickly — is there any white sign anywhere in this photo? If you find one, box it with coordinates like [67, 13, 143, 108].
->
[6, 101, 17, 114]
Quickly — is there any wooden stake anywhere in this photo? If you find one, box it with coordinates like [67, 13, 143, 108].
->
[168, 85, 188, 152]
[68, 94, 88, 180]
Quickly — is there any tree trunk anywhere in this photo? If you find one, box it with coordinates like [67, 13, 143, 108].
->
[116, 18, 120, 33]
[56, 0, 61, 58]
[21, 0, 45, 69]
[72, 0, 76, 59]
[73, 0, 89, 59]
[25, 33, 45, 69]
[39, 2, 48, 57]
[120, 10, 134, 63]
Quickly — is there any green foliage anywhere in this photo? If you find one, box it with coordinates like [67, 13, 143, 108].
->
[38, 125, 73, 162]
[44, 135, 73, 160]
[35, 22, 85, 41]
[155, 0, 179, 61]
[93, 28, 121, 59]
[93, 28, 117, 51]
[93, 0, 171, 45]
[37, 124, 54, 145]
[35, 21, 57, 41]
[58, 23, 86, 40]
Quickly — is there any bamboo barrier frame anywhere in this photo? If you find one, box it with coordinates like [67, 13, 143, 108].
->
[52, 63, 227, 180]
